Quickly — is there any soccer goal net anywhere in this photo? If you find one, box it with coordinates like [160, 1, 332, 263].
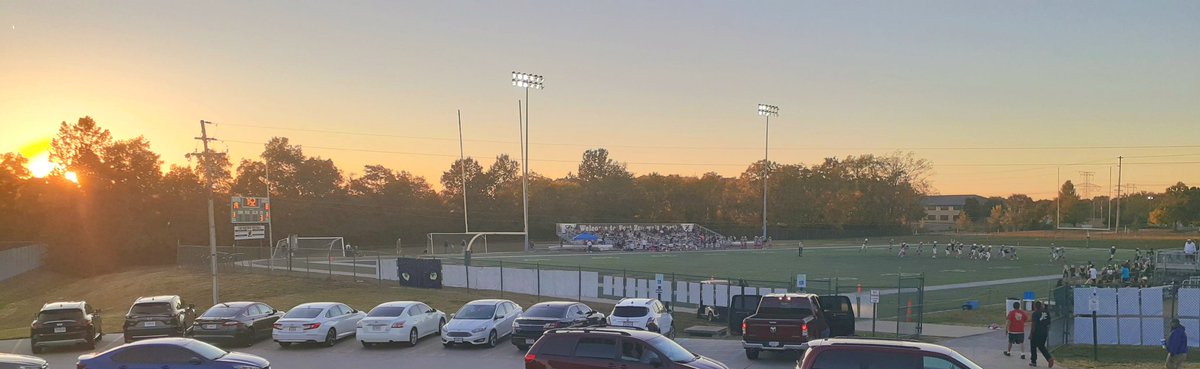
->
[271, 236, 348, 261]
[426, 232, 527, 254]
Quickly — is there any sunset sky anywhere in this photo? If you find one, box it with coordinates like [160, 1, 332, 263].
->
[2, 1, 1197, 199]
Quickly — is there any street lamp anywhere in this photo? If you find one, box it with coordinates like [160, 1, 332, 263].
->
[512, 71, 544, 252]
[757, 104, 779, 241]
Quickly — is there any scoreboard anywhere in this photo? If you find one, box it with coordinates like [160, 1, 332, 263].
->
[230, 196, 271, 224]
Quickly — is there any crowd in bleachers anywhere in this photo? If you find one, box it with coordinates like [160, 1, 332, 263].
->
[557, 223, 738, 251]
[1061, 248, 1155, 288]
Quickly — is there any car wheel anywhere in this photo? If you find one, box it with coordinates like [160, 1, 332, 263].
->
[667, 324, 676, 339]
[409, 328, 419, 346]
[361, 341, 372, 348]
[487, 330, 498, 348]
[442, 341, 452, 348]
[278, 342, 291, 348]
[647, 323, 660, 333]
[746, 349, 760, 360]
[437, 319, 445, 335]
[324, 328, 337, 347]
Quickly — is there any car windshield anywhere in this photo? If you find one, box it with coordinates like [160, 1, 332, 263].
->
[756, 297, 813, 318]
[648, 337, 698, 363]
[129, 302, 172, 316]
[367, 306, 408, 317]
[200, 307, 243, 318]
[38, 309, 83, 322]
[455, 304, 496, 319]
[186, 340, 229, 360]
[283, 308, 324, 319]
[523, 305, 567, 318]
[612, 306, 649, 318]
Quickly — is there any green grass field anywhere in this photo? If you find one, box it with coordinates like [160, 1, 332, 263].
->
[473, 243, 1119, 287]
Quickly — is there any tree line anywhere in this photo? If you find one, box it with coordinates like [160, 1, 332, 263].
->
[1, 117, 1195, 275]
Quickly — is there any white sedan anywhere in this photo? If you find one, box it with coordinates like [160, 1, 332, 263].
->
[441, 299, 522, 348]
[272, 302, 365, 347]
[356, 301, 446, 347]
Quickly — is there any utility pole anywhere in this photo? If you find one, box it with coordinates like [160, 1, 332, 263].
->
[1116, 156, 1123, 233]
[193, 120, 220, 305]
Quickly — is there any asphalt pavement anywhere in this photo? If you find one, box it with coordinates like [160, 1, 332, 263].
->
[4, 333, 799, 369]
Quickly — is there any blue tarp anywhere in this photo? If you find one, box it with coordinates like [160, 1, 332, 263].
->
[573, 233, 599, 241]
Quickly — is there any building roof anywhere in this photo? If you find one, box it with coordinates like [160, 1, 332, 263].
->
[921, 195, 984, 207]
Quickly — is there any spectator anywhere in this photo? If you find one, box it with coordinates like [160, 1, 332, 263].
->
[1186, 239, 1197, 262]
[1167, 318, 1188, 369]
[1004, 301, 1028, 359]
[1029, 301, 1054, 367]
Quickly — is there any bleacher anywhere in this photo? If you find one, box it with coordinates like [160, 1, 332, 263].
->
[555, 223, 728, 250]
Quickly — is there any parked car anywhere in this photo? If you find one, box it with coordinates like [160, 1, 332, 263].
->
[512, 301, 605, 351]
[191, 302, 284, 347]
[606, 298, 675, 338]
[123, 296, 195, 343]
[742, 293, 854, 360]
[796, 338, 983, 369]
[272, 302, 365, 347]
[357, 301, 446, 347]
[524, 327, 728, 369]
[29, 301, 103, 353]
[442, 299, 522, 348]
[76, 337, 269, 369]
[0, 353, 47, 369]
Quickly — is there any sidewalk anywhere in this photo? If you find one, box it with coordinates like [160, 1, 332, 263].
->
[856, 320, 992, 338]
[940, 330, 1066, 369]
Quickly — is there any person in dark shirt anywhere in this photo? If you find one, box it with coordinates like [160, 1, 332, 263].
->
[1029, 301, 1054, 367]
[1167, 318, 1188, 369]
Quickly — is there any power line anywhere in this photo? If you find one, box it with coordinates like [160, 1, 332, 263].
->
[220, 122, 1200, 152]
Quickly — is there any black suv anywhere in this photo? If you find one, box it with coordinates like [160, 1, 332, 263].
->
[524, 327, 728, 369]
[122, 295, 196, 343]
[512, 301, 605, 351]
[29, 301, 103, 353]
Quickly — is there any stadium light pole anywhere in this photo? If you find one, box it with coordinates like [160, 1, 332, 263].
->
[512, 71, 543, 252]
[757, 104, 779, 241]
[457, 109, 469, 233]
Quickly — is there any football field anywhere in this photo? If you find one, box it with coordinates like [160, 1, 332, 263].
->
[474, 243, 1121, 287]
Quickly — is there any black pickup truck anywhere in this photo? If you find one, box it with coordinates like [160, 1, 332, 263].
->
[741, 293, 855, 360]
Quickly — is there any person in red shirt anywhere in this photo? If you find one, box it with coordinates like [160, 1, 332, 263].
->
[1004, 301, 1028, 359]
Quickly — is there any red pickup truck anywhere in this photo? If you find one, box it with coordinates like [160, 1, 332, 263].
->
[741, 293, 854, 360]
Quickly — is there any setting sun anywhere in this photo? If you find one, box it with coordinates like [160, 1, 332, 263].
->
[18, 138, 55, 178]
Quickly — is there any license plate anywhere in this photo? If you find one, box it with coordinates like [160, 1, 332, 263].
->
[289, 327, 299, 332]
[454, 338, 463, 343]
[144, 321, 157, 327]
[54, 327, 66, 333]
[769, 341, 780, 347]
[525, 338, 534, 344]
[204, 324, 217, 330]
[371, 326, 384, 332]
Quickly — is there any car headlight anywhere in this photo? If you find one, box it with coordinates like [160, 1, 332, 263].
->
[356, 321, 363, 328]
[470, 327, 487, 333]
[512, 321, 519, 330]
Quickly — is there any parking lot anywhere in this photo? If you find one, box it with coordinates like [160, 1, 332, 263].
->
[3, 334, 797, 369]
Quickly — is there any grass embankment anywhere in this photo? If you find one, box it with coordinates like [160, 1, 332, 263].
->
[1055, 344, 1199, 369]
[0, 266, 711, 341]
